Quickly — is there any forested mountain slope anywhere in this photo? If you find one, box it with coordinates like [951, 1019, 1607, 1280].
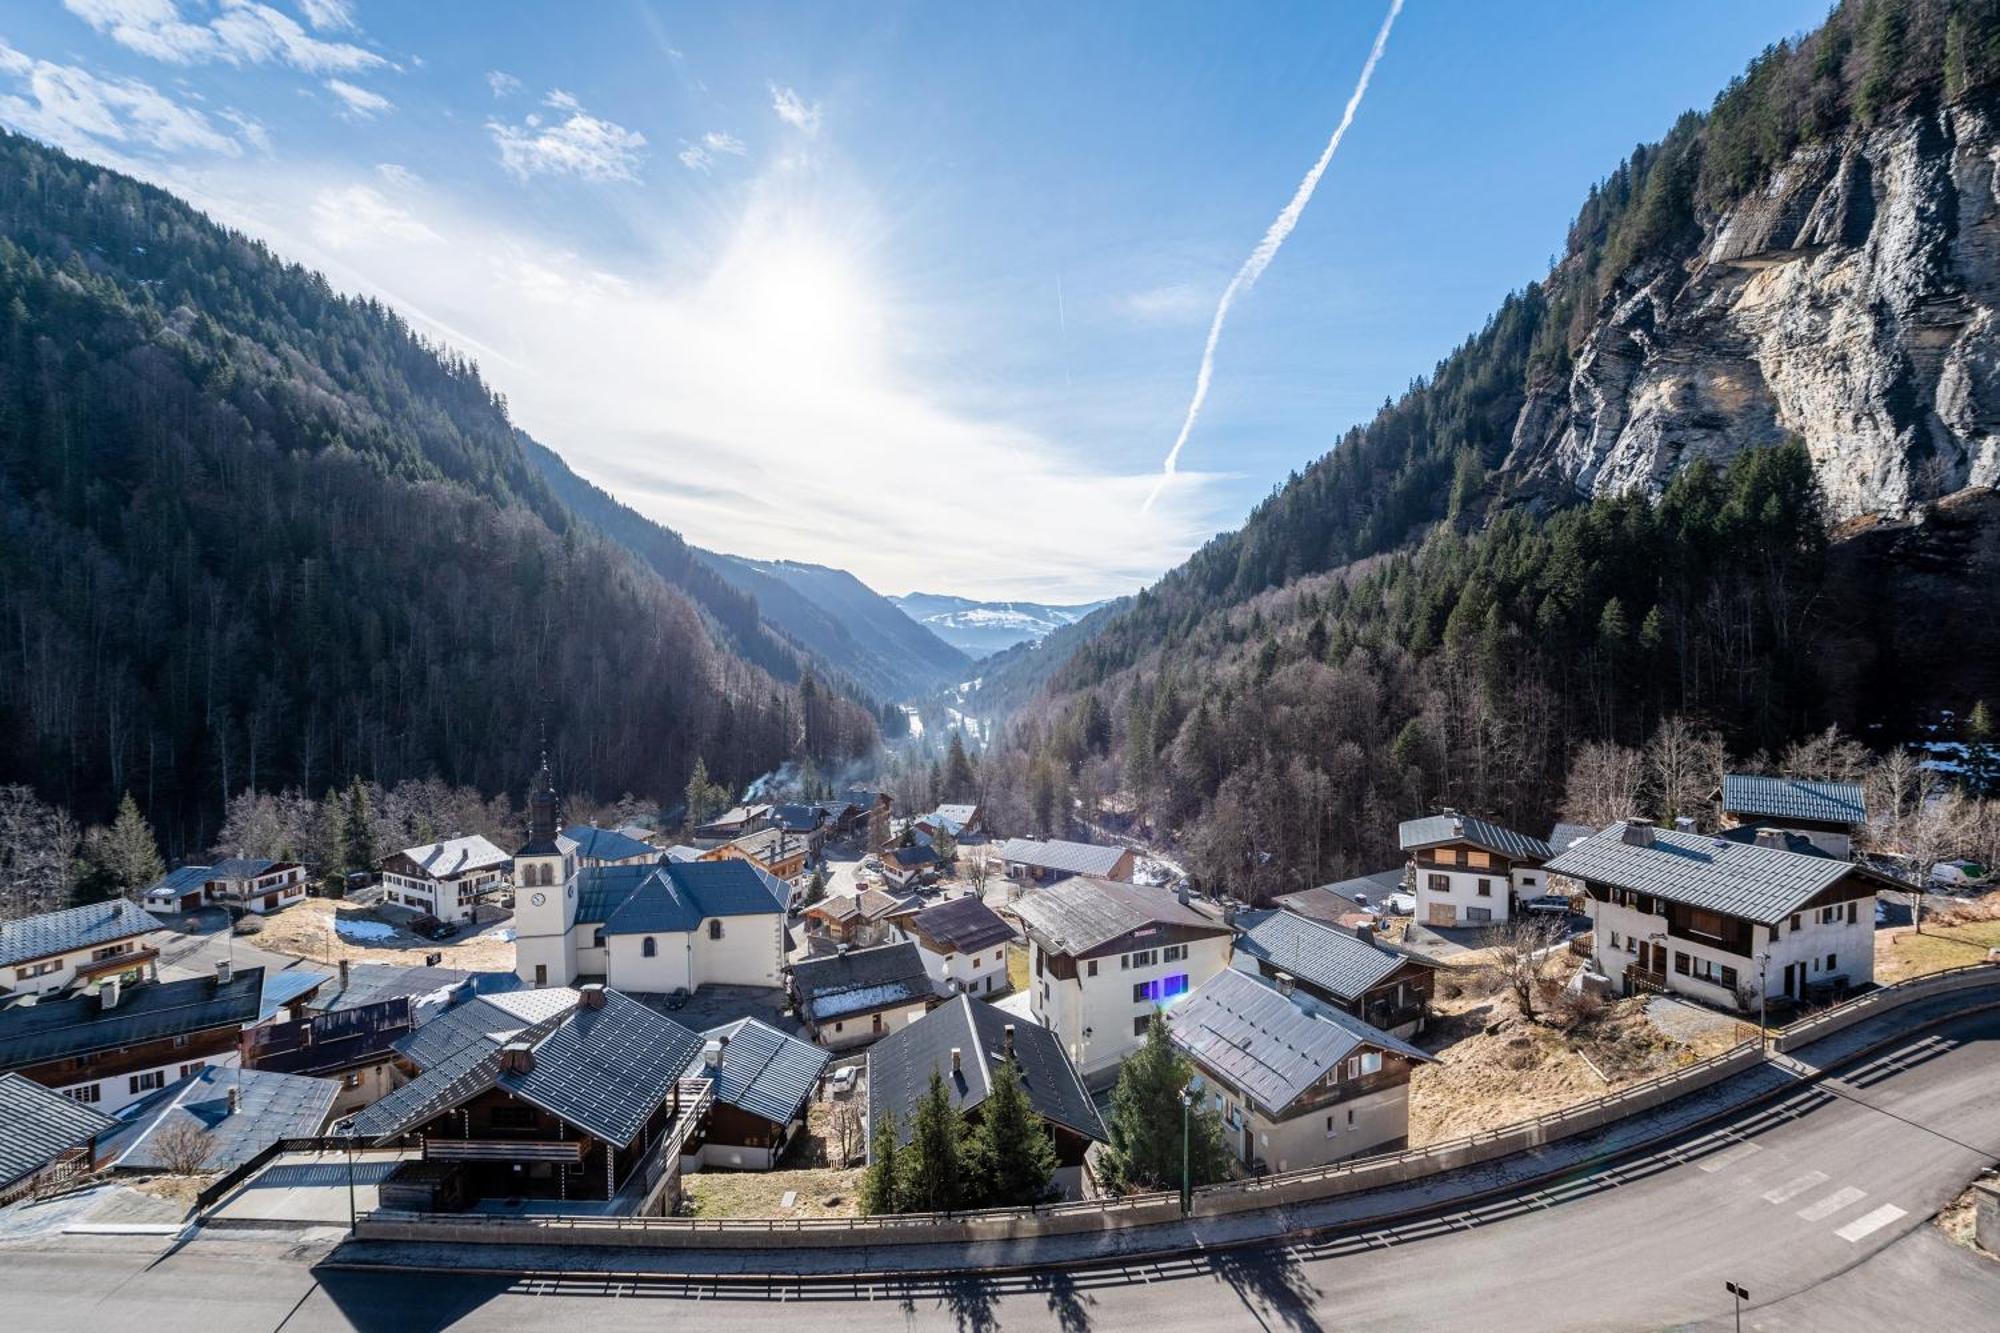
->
[891, 592, 1108, 659]
[982, 0, 2000, 896]
[0, 131, 873, 856]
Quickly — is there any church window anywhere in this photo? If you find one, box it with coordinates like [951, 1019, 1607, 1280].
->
[642, 937, 657, 958]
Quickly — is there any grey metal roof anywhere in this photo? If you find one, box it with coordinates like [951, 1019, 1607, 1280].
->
[351, 990, 704, 1146]
[866, 995, 1105, 1146]
[1166, 969, 1433, 1119]
[562, 825, 662, 864]
[0, 968, 265, 1069]
[685, 1018, 829, 1126]
[208, 857, 282, 880]
[1721, 775, 1867, 826]
[885, 843, 942, 871]
[141, 865, 211, 902]
[312, 964, 523, 1016]
[1549, 823, 1602, 852]
[256, 967, 333, 1021]
[909, 896, 1016, 955]
[1012, 877, 1228, 957]
[1398, 815, 1552, 862]
[789, 942, 940, 1022]
[1543, 823, 1857, 923]
[393, 987, 580, 1068]
[1233, 910, 1420, 1002]
[100, 1066, 338, 1171]
[995, 838, 1130, 877]
[0, 1071, 115, 1189]
[0, 898, 158, 968]
[582, 860, 789, 934]
[390, 834, 511, 879]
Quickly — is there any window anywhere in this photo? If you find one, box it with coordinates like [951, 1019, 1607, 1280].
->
[592, 929, 605, 948]
[1477, 878, 1493, 898]
[490, 1105, 537, 1130]
[1084, 959, 1095, 977]
[995, 949, 1004, 962]
[172, 1034, 188, 1048]
[1164, 944, 1187, 963]
[1789, 913, 1801, 932]
[1609, 930, 1621, 949]
[709, 919, 724, 940]
[1428, 874, 1450, 895]
[1625, 936, 1638, 955]
[92, 943, 128, 960]
[1846, 902, 1857, 925]
[534, 964, 547, 985]
[1673, 951, 1689, 976]
[343, 1072, 362, 1090]
[642, 936, 657, 958]
[178, 1061, 206, 1079]
[972, 955, 981, 969]
[129, 1071, 165, 1096]
[1133, 1015, 1149, 1037]
[1359, 1051, 1382, 1075]
[1326, 1114, 1340, 1138]
[1826, 953, 1837, 971]
[1688, 909, 1724, 938]
[1134, 974, 1191, 1004]
[64, 1084, 101, 1104]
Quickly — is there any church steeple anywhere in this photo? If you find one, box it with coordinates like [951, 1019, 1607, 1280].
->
[527, 751, 558, 845]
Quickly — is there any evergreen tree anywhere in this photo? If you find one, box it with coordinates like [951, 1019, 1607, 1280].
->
[1099, 1014, 1230, 1193]
[943, 732, 978, 802]
[341, 778, 377, 874]
[1964, 700, 1997, 796]
[898, 1069, 965, 1212]
[803, 864, 827, 906]
[684, 757, 729, 828]
[967, 1060, 1058, 1208]
[97, 793, 164, 892]
[860, 1109, 901, 1215]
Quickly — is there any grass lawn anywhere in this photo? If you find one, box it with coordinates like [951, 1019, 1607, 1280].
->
[1007, 942, 1030, 991]
[684, 1166, 864, 1219]
[1874, 920, 2000, 985]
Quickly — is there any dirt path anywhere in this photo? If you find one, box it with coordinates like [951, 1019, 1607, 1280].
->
[246, 898, 517, 972]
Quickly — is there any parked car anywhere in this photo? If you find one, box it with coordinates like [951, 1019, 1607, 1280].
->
[411, 915, 457, 941]
[827, 1065, 859, 1097]
[1932, 860, 1990, 887]
[1524, 893, 1573, 916]
[663, 987, 690, 1011]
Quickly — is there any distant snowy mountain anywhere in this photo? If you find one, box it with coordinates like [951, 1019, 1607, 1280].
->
[891, 592, 1109, 659]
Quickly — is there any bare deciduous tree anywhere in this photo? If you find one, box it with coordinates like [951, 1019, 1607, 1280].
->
[827, 1099, 863, 1167]
[153, 1120, 216, 1176]
[1562, 740, 1645, 826]
[1644, 717, 1726, 829]
[1484, 915, 1569, 1023]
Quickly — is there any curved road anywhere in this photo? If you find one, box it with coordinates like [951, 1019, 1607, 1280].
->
[5, 1010, 1999, 1331]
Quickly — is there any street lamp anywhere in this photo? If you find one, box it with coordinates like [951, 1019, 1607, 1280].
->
[1755, 951, 1771, 1050]
[1178, 1081, 1195, 1217]
[332, 1117, 357, 1232]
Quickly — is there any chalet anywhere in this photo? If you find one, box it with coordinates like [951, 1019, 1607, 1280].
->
[140, 865, 213, 915]
[563, 825, 665, 870]
[914, 803, 983, 843]
[98, 1065, 339, 1172]
[379, 834, 512, 925]
[787, 941, 943, 1050]
[832, 789, 894, 851]
[1547, 818, 1885, 1007]
[997, 837, 1136, 885]
[514, 757, 789, 991]
[1168, 968, 1434, 1174]
[1399, 814, 1554, 928]
[801, 888, 919, 950]
[0, 1071, 116, 1204]
[678, 1018, 829, 1170]
[0, 962, 265, 1113]
[905, 895, 1017, 999]
[879, 842, 943, 890]
[769, 804, 829, 858]
[1, 899, 161, 999]
[704, 826, 810, 889]
[304, 961, 523, 1017]
[1719, 774, 1868, 860]
[203, 857, 309, 915]
[242, 988, 416, 1114]
[1014, 878, 1233, 1082]
[1231, 908, 1437, 1037]
[1271, 869, 1406, 928]
[345, 984, 711, 1214]
[866, 994, 1106, 1198]
[615, 823, 660, 847]
[694, 803, 772, 842]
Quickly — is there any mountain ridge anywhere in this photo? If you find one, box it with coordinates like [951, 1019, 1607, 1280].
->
[892, 591, 1109, 659]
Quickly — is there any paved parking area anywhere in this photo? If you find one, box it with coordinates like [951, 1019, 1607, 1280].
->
[205, 1150, 414, 1227]
[630, 985, 803, 1037]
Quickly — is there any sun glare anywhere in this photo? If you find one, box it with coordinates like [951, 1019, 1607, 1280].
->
[712, 232, 879, 382]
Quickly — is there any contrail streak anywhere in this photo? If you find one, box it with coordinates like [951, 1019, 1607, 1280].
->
[1142, 0, 1404, 512]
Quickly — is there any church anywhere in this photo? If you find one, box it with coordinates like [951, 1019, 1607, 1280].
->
[512, 759, 789, 991]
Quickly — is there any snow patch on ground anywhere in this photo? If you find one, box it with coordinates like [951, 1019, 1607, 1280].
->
[333, 917, 398, 942]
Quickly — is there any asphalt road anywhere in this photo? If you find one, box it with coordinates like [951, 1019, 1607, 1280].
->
[5, 1011, 1998, 1331]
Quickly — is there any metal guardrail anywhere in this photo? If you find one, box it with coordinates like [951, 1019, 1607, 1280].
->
[353, 960, 1999, 1242]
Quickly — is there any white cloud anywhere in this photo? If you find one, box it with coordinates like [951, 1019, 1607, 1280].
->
[308, 181, 438, 249]
[374, 160, 418, 186]
[485, 69, 520, 98]
[769, 84, 820, 136]
[487, 91, 646, 183]
[0, 39, 248, 159]
[325, 77, 390, 118]
[678, 131, 745, 173]
[677, 143, 711, 172]
[297, 0, 355, 32]
[63, 0, 388, 75]
[703, 130, 745, 155]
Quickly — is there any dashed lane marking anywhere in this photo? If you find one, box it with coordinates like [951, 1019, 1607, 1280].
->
[1761, 1170, 1829, 1204]
[1835, 1204, 1907, 1243]
[1796, 1185, 1867, 1222]
[1698, 1141, 1763, 1173]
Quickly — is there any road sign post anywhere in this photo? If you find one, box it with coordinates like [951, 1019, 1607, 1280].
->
[1725, 1280, 1750, 1332]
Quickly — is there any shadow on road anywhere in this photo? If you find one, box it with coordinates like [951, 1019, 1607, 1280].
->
[1209, 1248, 1325, 1333]
[315, 1263, 520, 1331]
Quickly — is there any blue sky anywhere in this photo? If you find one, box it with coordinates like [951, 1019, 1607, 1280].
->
[0, 1, 1832, 600]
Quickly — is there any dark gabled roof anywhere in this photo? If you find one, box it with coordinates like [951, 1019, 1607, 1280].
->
[141, 865, 211, 902]
[995, 838, 1130, 877]
[350, 990, 704, 1146]
[788, 942, 940, 1022]
[1721, 775, 1867, 826]
[257, 967, 334, 1021]
[100, 1066, 338, 1171]
[562, 825, 661, 864]
[312, 964, 523, 1016]
[208, 857, 281, 880]
[867, 995, 1105, 1146]
[393, 988, 581, 1069]
[0, 1071, 115, 1188]
[0, 899, 158, 968]
[769, 804, 824, 832]
[1233, 910, 1424, 1002]
[1167, 969, 1433, 1119]
[389, 834, 511, 879]
[1544, 823, 1858, 924]
[685, 1019, 829, 1126]
[1549, 823, 1602, 853]
[663, 844, 702, 863]
[582, 860, 789, 934]
[513, 830, 579, 859]
[0, 968, 264, 1070]
[909, 895, 1016, 955]
[1398, 814, 1552, 862]
[1272, 869, 1406, 925]
[885, 844, 942, 871]
[1013, 877, 1228, 957]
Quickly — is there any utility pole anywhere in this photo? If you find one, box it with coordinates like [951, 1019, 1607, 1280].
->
[1178, 1082, 1194, 1217]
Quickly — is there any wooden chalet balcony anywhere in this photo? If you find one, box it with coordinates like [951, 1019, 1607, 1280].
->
[424, 1139, 586, 1163]
[1625, 964, 1668, 994]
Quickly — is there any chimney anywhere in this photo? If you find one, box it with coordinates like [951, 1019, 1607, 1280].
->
[702, 1037, 725, 1070]
[1223, 902, 1237, 928]
[216, 957, 233, 986]
[1755, 829, 1786, 850]
[579, 982, 607, 1010]
[1003, 1024, 1016, 1059]
[1451, 815, 1465, 837]
[1177, 880, 1190, 908]
[1674, 816, 1697, 833]
[1620, 818, 1654, 848]
[950, 1046, 962, 1075]
[1274, 971, 1295, 998]
[226, 1084, 241, 1116]
[500, 1040, 536, 1075]
[338, 959, 351, 987]
[1354, 923, 1376, 946]
[98, 977, 122, 1011]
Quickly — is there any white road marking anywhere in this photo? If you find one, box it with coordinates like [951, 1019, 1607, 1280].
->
[1835, 1204, 1907, 1242]
[1796, 1185, 1868, 1221]
[1698, 1141, 1763, 1173]
[1762, 1170, 1829, 1204]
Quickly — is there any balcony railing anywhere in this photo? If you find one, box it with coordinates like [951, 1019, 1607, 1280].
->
[425, 1139, 585, 1163]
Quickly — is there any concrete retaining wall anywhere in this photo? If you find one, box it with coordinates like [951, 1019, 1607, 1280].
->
[352, 962, 1999, 1251]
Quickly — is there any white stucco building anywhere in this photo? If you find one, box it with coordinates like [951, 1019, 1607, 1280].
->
[1399, 814, 1554, 929]
[379, 834, 512, 925]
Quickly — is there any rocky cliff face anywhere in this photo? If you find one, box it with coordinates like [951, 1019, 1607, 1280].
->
[1508, 99, 2000, 518]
